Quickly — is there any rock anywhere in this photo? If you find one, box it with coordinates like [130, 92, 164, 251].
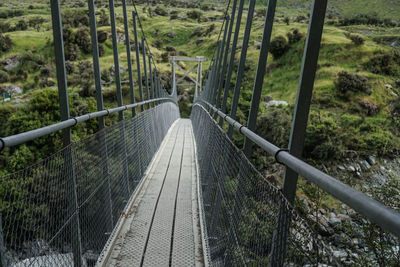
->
[167, 32, 176, 38]
[360, 160, 371, 170]
[367, 155, 376, 166]
[329, 217, 341, 226]
[264, 100, 288, 108]
[110, 65, 127, 75]
[338, 165, 346, 171]
[3, 57, 20, 72]
[348, 165, 356, 172]
[355, 171, 361, 178]
[337, 214, 350, 221]
[333, 250, 348, 260]
[384, 83, 393, 89]
[254, 40, 262, 49]
[3, 85, 22, 95]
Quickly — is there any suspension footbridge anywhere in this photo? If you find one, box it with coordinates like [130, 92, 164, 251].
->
[1, 0, 400, 266]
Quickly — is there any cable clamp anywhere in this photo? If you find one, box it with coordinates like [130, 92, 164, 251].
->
[274, 149, 289, 165]
[73, 117, 78, 126]
[239, 125, 244, 134]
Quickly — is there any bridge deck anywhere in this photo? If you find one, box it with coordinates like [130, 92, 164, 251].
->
[102, 119, 204, 267]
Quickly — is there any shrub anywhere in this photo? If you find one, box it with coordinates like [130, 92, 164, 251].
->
[75, 27, 91, 53]
[28, 16, 46, 31]
[0, 33, 13, 52]
[339, 13, 396, 27]
[335, 71, 371, 95]
[283, 17, 290, 25]
[62, 9, 89, 27]
[0, 21, 10, 33]
[364, 51, 400, 76]
[98, 43, 105, 57]
[65, 43, 81, 61]
[154, 6, 168, 16]
[345, 33, 364, 45]
[355, 97, 380, 116]
[0, 70, 10, 83]
[187, 10, 202, 20]
[98, 9, 109, 26]
[286, 28, 303, 44]
[295, 15, 307, 23]
[305, 113, 345, 160]
[15, 20, 28, 31]
[270, 35, 289, 59]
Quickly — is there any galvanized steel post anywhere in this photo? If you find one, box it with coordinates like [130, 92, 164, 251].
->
[269, 0, 328, 265]
[227, 0, 256, 139]
[132, 11, 144, 111]
[122, 0, 136, 117]
[88, 0, 114, 235]
[50, 1, 82, 266]
[109, 0, 124, 120]
[142, 37, 150, 109]
[219, 0, 245, 127]
[243, 0, 277, 157]
[216, 0, 238, 111]
[88, 0, 105, 129]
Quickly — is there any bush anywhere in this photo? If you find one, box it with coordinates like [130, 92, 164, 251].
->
[0, 33, 13, 52]
[75, 27, 91, 53]
[364, 50, 400, 76]
[187, 10, 202, 20]
[339, 13, 396, 27]
[305, 113, 345, 160]
[283, 17, 290, 25]
[15, 20, 28, 31]
[0, 70, 10, 83]
[97, 9, 109, 26]
[27, 16, 46, 31]
[154, 6, 168, 16]
[62, 9, 89, 27]
[345, 33, 364, 45]
[286, 28, 303, 44]
[335, 71, 371, 95]
[270, 35, 289, 59]
[0, 21, 10, 33]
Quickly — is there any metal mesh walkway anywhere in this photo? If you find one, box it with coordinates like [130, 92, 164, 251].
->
[102, 119, 203, 267]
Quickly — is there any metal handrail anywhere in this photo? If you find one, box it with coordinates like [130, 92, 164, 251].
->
[196, 101, 400, 239]
[0, 98, 176, 151]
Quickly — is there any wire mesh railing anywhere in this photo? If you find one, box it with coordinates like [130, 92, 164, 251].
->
[191, 104, 336, 266]
[0, 102, 179, 266]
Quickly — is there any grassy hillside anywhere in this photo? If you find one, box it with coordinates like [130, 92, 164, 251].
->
[0, 0, 399, 174]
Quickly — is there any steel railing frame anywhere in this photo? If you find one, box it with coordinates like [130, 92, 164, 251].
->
[197, 101, 400, 239]
[0, 98, 176, 152]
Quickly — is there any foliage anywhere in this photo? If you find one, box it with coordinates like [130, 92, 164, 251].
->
[286, 28, 303, 44]
[154, 6, 168, 16]
[335, 71, 371, 96]
[304, 112, 345, 160]
[62, 9, 89, 28]
[338, 12, 396, 27]
[0, 33, 13, 52]
[0, 21, 10, 33]
[0, 70, 10, 83]
[363, 50, 400, 76]
[97, 9, 109, 26]
[269, 35, 289, 59]
[187, 10, 202, 20]
[345, 33, 364, 45]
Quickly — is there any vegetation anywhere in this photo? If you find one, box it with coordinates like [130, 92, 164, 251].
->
[0, 0, 400, 264]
